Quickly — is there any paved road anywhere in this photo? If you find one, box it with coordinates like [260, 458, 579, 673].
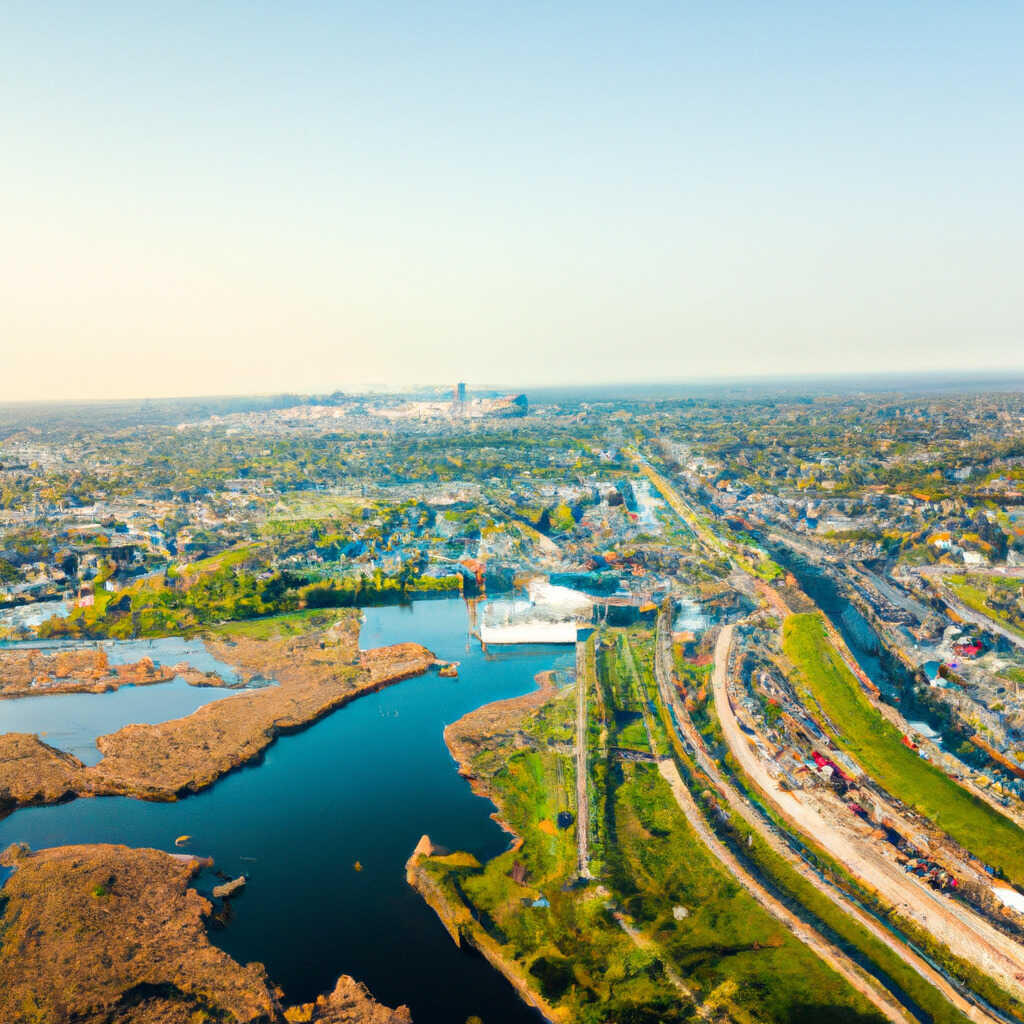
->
[709, 625, 1024, 1014]
[574, 638, 592, 881]
[929, 581, 1024, 652]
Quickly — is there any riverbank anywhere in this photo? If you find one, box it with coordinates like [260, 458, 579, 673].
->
[444, 668, 559, 776]
[406, 838, 565, 1024]
[409, 638, 889, 1024]
[0, 612, 436, 813]
[0, 644, 227, 697]
[0, 598, 568, 1024]
[407, 669, 571, 1023]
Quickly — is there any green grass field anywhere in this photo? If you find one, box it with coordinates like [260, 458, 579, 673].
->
[205, 607, 346, 639]
[784, 613, 1024, 885]
[423, 647, 887, 1024]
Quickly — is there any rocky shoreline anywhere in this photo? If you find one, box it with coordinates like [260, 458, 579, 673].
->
[0, 841, 411, 1024]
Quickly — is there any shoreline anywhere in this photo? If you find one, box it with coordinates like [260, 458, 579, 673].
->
[408, 667, 568, 1024]
[0, 841, 411, 1023]
[0, 644, 232, 698]
[444, 667, 559, 842]
[1, 613, 436, 816]
[406, 842, 564, 1024]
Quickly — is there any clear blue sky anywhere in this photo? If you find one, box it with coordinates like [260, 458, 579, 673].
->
[2, 2, 1022, 399]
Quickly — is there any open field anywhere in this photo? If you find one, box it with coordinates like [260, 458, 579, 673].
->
[205, 607, 342, 638]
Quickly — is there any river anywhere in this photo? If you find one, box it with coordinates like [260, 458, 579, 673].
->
[0, 599, 574, 1023]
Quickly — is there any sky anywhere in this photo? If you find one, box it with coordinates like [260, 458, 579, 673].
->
[2, 2, 1023, 401]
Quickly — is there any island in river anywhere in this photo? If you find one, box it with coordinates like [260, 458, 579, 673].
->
[0, 644, 229, 697]
[0, 610, 445, 1023]
[0, 840, 411, 1024]
[0, 611, 438, 814]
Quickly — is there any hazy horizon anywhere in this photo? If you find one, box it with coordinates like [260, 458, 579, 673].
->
[5, 368, 1024, 412]
[4, 2, 1023, 401]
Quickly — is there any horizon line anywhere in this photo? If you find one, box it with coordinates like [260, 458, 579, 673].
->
[3, 367, 1024, 408]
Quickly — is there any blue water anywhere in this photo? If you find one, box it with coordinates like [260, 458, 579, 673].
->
[0, 599, 573, 1023]
[0, 679, 254, 765]
[1, 635, 242, 680]
[0, 637, 248, 764]
[102, 636, 243, 680]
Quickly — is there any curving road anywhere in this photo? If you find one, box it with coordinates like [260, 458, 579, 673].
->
[635, 447, 1024, 1018]
[710, 624, 1024, 1015]
[648, 612, 916, 1023]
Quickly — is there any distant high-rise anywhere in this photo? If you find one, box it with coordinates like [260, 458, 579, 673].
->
[456, 381, 467, 404]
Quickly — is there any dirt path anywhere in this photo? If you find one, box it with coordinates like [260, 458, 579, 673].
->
[710, 624, 1024, 1010]
[633, 450, 1024, 1014]
[647, 612, 914, 1023]
[612, 909, 711, 1019]
[656, 758, 912, 1024]
[656, 613, 1003, 1022]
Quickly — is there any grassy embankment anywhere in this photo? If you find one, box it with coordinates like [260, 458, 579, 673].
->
[946, 575, 1024, 640]
[674, 639, 1024, 1024]
[607, 632, 664, 754]
[418, 633, 887, 1024]
[654, 641, 990, 1024]
[784, 612, 1024, 886]
[706, 694, 1024, 1023]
